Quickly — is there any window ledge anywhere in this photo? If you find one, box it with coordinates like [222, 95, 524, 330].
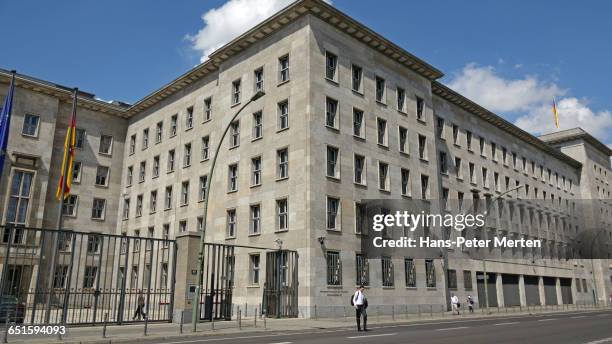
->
[276, 177, 289, 182]
[416, 118, 427, 125]
[276, 127, 290, 134]
[277, 80, 290, 87]
[325, 77, 339, 86]
[325, 125, 340, 132]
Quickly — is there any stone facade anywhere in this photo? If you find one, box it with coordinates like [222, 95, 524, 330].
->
[0, 0, 610, 320]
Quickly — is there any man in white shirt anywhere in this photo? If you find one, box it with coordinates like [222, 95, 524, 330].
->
[353, 285, 368, 331]
[451, 294, 460, 315]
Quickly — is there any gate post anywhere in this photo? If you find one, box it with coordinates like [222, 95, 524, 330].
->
[117, 236, 131, 324]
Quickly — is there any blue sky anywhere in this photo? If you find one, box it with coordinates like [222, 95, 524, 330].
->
[1, 0, 611, 144]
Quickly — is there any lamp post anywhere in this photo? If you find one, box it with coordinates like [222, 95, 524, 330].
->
[479, 184, 525, 310]
[191, 90, 265, 331]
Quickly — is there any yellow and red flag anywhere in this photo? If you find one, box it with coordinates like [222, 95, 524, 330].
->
[552, 97, 559, 128]
[56, 89, 78, 200]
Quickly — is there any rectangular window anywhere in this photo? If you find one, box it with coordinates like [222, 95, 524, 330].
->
[170, 114, 177, 137]
[416, 97, 424, 120]
[250, 204, 261, 235]
[184, 143, 192, 167]
[185, 106, 194, 129]
[418, 135, 427, 160]
[87, 236, 101, 254]
[142, 128, 149, 149]
[479, 137, 486, 156]
[397, 87, 405, 112]
[96, 166, 109, 186]
[83, 266, 98, 289]
[229, 121, 240, 148]
[276, 198, 288, 231]
[463, 271, 473, 290]
[466, 131, 473, 151]
[399, 126, 408, 153]
[439, 151, 448, 174]
[326, 251, 342, 286]
[354, 154, 365, 185]
[168, 149, 175, 172]
[22, 114, 40, 136]
[355, 254, 369, 286]
[352, 108, 364, 138]
[150, 190, 157, 212]
[382, 256, 394, 287]
[254, 67, 264, 92]
[455, 157, 462, 179]
[452, 124, 459, 145]
[153, 156, 160, 177]
[251, 156, 262, 186]
[279, 55, 289, 83]
[325, 97, 338, 128]
[122, 198, 130, 220]
[72, 161, 82, 183]
[378, 161, 389, 191]
[135, 194, 143, 217]
[447, 269, 457, 289]
[164, 186, 172, 209]
[4, 170, 33, 227]
[326, 196, 340, 230]
[325, 51, 338, 80]
[482, 167, 489, 187]
[491, 142, 497, 161]
[401, 168, 411, 197]
[442, 188, 449, 211]
[326, 146, 339, 179]
[351, 64, 362, 92]
[226, 209, 236, 237]
[425, 259, 436, 287]
[201, 136, 209, 160]
[228, 164, 238, 192]
[100, 135, 113, 155]
[204, 97, 212, 122]
[252, 111, 263, 139]
[355, 202, 366, 235]
[129, 134, 136, 155]
[436, 116, 445, 139]
[377, 117, 387, 146]
[405, 258, 416, 287]
[75, 128, 86, 148]
[138, 161, 146, 183]
[277, 148, 288, 179]
[63, 195, 79, 216]
[469, 163, 475, 184]
[249, 254, 260, 284]
[180, 181, 189, 206]
[232, 79, 241, 105]
[421, 174, 429, 199]
[156, 122, 163, 143]
[375, 76, 385, 103]
[198, 175, 207, 201]
[91, 198, 106, 220]
[278, 100, 289, 130]
[179, 220, 187, 233]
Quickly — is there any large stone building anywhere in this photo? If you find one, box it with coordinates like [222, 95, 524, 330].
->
[0, 0, 610, 321]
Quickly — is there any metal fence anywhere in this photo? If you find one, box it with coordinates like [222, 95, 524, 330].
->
[0, 225, 177, 325]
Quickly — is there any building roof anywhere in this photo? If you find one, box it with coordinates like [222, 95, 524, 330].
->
[432, 81, 583, 169]
[0, 68, 130, 118]
[539, 128, 612, 157]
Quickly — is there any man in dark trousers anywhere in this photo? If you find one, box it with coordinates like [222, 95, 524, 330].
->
[352, 285, 368, 331]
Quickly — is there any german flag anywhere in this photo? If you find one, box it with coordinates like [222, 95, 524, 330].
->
[56, 89, 78, 200]
[552, 97, 559, 128]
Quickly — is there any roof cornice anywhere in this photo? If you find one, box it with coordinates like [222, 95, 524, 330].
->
[431, 81, 582, 169]
[539, 128, 612, 157]
[0, 69, 129, 118]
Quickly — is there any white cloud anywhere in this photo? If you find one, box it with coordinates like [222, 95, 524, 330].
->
[446, 63, 612, 142]
[447, 63, 563, 113]
[187, 0, 331, 62]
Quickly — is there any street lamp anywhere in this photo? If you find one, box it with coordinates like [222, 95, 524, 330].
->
[478, 184, 525, 310]
[191, 90, 265, 331]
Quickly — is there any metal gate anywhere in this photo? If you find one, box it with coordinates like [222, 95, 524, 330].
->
[524, 275, 541, 306]
[197, 243, 298, 321]
[0, 225, 177, 325]
[262, 250, 298, 318]
[502, 274, 521, 307]
[476, 272, 498, 307]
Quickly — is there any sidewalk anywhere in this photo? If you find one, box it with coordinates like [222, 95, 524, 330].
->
[4, 304, 610, 344]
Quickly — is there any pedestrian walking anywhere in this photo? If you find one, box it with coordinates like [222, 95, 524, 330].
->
[451, 294, 460, 315]
[352, 285, 368, 331]
[467, 295, 474, 313]
[133, 290, 147, 320]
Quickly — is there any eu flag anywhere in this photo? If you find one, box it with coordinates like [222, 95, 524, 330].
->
[0, 71, 16, 174]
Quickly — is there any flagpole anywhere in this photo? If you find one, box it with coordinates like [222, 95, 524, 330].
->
[44, 87, 78, 324]
[0, 70, 17, 182]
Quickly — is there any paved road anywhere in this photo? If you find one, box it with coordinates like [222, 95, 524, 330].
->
[151, 309, 612, 344]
